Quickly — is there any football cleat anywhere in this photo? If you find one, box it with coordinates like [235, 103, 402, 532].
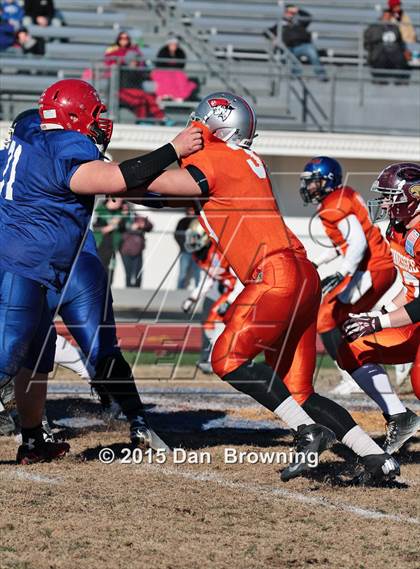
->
[16, 440, 70, 465]
[383, 408, 420, 454]
[197, 361, 213, 375]
[280, 424, 336, 482]
[330, 376, 363, 396]
[0, 409, 16, 436]
[394, 363, 413, 388]
[41, 414, 55, 443]
[353, 453, 400, 485]
[130, 417, 171, 453]
[0, 379, 15, 413]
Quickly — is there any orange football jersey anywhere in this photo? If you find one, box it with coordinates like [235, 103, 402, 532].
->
[181, 124, 306, 283]
[193, 242, 236, 292]
[388, 221, 420, 301]
[318, 187, 394, 272]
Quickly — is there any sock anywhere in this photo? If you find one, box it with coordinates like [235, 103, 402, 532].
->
[351, 364, 406, 416]
[274, 396, 315, 430]
[302, 393, 356, 440]
[21, 423, 46, 448]
[223, 361, 293, 412]
[342, 425, 384, 457]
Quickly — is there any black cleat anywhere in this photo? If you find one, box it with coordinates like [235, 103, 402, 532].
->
[16, 440, 70, 465]
[353, 453, 400, 486]
[280, 423, 336, 482]
[383, 408, 420, 454]
[130, 417, 170, 453]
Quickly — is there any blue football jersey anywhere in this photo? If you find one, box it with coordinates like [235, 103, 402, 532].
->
[0, 110, 100, 290]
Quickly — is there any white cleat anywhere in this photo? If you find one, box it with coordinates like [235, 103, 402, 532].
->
[394, 363, 413, 388]
[330, 376, 363, 396]
[130, 418, 171, 453]
[197, 361, 213, 375]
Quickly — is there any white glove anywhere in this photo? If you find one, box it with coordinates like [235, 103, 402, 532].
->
[182, 297, 196, 314]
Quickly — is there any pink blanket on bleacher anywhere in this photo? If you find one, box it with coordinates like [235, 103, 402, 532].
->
[150, 69, 197, 101]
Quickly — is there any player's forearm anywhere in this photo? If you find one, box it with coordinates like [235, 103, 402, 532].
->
[337, 215, 367, 276]
[71, 144, 179, 195]
[378, 297, 419, 329]
[384, 286, 407, 311]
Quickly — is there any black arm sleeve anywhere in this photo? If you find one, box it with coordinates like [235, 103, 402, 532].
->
[185, 164, 209, 197]
[404, 296, 420, 323]
[119, 143, 178, 191]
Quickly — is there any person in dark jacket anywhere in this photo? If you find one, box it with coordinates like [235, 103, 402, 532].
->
[364, 10, 411, 82]
[24, 0, 57, 26]
[156, 36, 186, 69]
[14, 26, 45, 54]
[267, 4, 327, 81]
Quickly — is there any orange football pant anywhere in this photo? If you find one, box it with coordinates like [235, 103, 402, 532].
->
[211, 253, 320, 404]
[337, 323, 420, 399]
[317, 267, 396, 334]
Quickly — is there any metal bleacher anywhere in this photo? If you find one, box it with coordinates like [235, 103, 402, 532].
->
[0, 0, 419, 134]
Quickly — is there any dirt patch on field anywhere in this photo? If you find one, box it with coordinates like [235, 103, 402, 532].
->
[0, 392, 419, 569]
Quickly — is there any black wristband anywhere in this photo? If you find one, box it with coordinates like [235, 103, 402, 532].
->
[119, 143, 178, 190]
[404, 296, 420, 324]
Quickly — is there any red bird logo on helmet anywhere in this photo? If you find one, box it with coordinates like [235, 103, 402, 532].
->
[208, 98, 234, 122]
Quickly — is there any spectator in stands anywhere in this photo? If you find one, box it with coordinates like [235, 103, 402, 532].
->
[120, 208, 153, 288]
[93, 198, 127, 286]
[174, 209, 201, 289]
[267, 4, 327, 81]
[156, 36, 186, 69]
[0, 6, 15, 50]
[364, 9, 411, 83]
[104, 30, 144, 67]
[152, 36, 198, 102]
[1, 0, 24, 30]
[388, 0, 417, 45]
[14, 26, 45, 55]
[105, 31, 166, 124]
[23, 0, 60, 27]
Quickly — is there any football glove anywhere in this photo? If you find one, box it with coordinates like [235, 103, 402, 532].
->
[217, 301, 231, 316]
[321, 271, 344, 294]
[342, 313, 382, 342]
[182, 297, 196, 314]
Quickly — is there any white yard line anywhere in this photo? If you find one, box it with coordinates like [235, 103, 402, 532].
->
[148, 464, 419, 526]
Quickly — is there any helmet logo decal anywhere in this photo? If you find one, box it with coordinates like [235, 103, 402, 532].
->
[43, 109, 57, 119]
[409, 184, 420, 198]
[208, 98, 234, 122]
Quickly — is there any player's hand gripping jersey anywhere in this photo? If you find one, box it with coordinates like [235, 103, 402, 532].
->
[338, 220, 420, 397]
[317, 187, 395, 333]
[182, 124, 319, 401]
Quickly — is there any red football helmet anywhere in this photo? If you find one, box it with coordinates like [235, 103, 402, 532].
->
[368, 162, 420, 224]
[38, 79, 113, 150]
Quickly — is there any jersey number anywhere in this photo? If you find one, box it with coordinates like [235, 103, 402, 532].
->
[244, 149, 267, 179]
[0, 141, 22, 201]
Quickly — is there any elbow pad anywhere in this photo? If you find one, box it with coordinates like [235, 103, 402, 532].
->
[119, 143, 178, 190]
[405, 296, 420, 324]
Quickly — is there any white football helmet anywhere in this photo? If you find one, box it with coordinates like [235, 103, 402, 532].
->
[189, 91, 257, 148]
[184, 219, 210, 253]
